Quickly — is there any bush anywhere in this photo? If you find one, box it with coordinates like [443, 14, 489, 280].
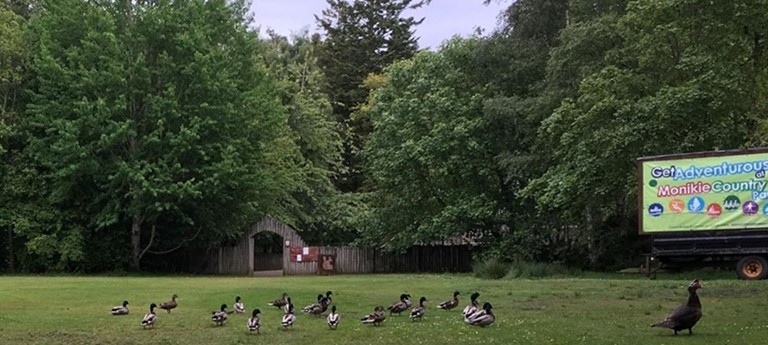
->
[473, 257, 511, 279]
[507, 261, 583, 279]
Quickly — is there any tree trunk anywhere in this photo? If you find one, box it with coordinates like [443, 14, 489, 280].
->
[6, 227, 14, 273]
[131, 215, 142, 270]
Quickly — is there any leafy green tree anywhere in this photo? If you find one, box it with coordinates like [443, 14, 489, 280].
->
[315, 0, 425, 193]
[362, 38, 504, 249]
[524, 0, 768, 267]
[261, 30, 354, 244]
[25, 0, 299, 270]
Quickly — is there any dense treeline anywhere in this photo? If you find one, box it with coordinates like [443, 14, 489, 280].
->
[1, 0, 766, 273]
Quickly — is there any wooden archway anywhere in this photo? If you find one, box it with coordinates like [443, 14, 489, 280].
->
[246, 216, 306, 275]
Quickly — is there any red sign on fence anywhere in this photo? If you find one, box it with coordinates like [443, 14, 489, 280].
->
[289, 246, 319, 262]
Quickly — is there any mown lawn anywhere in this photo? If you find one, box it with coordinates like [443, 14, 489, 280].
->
[1, 272, 767, 344]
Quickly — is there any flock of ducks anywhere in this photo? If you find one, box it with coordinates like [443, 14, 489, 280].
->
[109, 289, 495, 333]
[109, 279, 703, 336]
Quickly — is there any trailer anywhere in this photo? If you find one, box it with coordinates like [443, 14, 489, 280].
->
[638, 148, 768, 280]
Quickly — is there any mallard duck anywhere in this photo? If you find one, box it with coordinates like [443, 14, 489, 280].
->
[327, 305, 340, 329]
[361, 306, 386, 326]
[303, 294, 326, 316]
[159, 294, 178, 313]
[652, 279, 704, 335]
[281, 298, 296, 329]
[462, 292, 480, 322]
[437, 291, 460, 311]
[268, 293, 289, 310]
[111, 300, 129, 316]
[320, 291, 333, 306]
[387, 294, 410, 316]
[234, 296, 245, 314]
[141, 303, 157, 328]
[211, 303, 229, 326]
[409, 296, 428, 321]
[466, 302, 495, 327]
[248, 309, 261, 334]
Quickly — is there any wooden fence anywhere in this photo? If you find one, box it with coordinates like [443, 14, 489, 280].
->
[182, 216, 474, 275]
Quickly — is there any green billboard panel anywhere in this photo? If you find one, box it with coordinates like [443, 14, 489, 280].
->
[638, 150, 768, 234]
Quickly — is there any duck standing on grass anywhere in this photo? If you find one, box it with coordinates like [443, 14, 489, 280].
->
[410, 297, 428, 321]
[247, 309, 261, 334]
[211, 304, 229, 326]
[651, 279, 703, 335]
[141, 303, 157, 328]
[281, 298, 296, 329]
[268, 293, 289, 310]
[465, 302, 495, 327]
[361, 306, 386, 326]
[111, 300, 129, 316]
[462, 292, 480, 322]
[327, 305, 340, 329]
[234, 296, 245, 314]
[437, 291, 460, 311]
[387, 294, 410, 316]
[159, 294, 178, 313]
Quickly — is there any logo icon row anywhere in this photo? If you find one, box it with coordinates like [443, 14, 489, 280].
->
[648, 195, 764, 217]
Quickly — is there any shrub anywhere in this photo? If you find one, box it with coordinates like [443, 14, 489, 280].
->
[507, 261, 583, 279]
[473, 257, 511, 279]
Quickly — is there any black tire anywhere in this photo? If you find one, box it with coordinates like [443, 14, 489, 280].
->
[737, 256, 768, 280]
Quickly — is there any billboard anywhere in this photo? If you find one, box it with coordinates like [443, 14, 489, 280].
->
[638, 149, 768, 234]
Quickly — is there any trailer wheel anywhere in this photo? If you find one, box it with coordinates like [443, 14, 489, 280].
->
[737, 256, 768, 280]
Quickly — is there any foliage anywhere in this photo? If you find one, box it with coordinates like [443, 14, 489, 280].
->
[472, 257, 511, 280]
[361, 38, 505, 249]
[507, 261, 583, 279]
[260, 30, 353, 244]
[22, 0, 302, 270]
[315, 0, 425, 192]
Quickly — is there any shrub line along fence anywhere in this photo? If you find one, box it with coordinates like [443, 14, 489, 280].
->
[180, 216, 474, 275]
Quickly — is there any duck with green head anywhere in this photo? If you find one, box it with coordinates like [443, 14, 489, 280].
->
[211, 303, 229, 326]
[327, 305, 340, 329]
[247, 309, 261, 334]
[141, 303, 157, 328]
[111, 300, 129, 316]
[409, 297, 428, 321]
[466, 302, 495, 327]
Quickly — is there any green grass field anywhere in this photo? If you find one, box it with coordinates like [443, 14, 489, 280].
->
[2, 272, 767, 344]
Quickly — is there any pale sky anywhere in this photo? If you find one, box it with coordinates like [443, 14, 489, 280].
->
[249, 0, 509, 50]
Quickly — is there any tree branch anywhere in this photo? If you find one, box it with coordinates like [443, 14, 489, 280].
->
[147, 226, 203, 255]
[139, 224, 156, 259]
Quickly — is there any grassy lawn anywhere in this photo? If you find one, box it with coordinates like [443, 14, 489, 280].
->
[2, 272, 768, 344]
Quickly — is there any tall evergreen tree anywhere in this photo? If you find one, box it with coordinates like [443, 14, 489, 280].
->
[315, 0, 425, 192]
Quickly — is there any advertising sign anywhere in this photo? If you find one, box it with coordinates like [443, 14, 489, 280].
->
[638, 149, 768, 234]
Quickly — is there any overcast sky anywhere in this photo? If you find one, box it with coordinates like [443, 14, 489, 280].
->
[250, 0, 508, 50]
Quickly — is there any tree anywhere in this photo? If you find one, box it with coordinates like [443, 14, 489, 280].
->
[261, 30, 352, 244]
[315, 0, 425, 193]
[25, 0, 299, 270]
[523, 0, 768, 267]
[361, 38, 502, 249]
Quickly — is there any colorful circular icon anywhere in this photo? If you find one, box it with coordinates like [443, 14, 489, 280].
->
[762, 204, 768, 216]
[688, 196, 705, 213]
[649, 180, 658, 187]
[743, 201, 759, 215]
[669, 199, 684, 213]
[648, 203, 663, 217]
[724, 195, 741, 211]
[706, 203, 722, 218]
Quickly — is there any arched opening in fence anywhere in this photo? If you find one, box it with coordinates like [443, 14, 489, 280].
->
[252, 231, 283, 276]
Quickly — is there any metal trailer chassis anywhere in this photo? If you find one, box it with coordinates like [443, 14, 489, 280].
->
[648, 231, 768, 280]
